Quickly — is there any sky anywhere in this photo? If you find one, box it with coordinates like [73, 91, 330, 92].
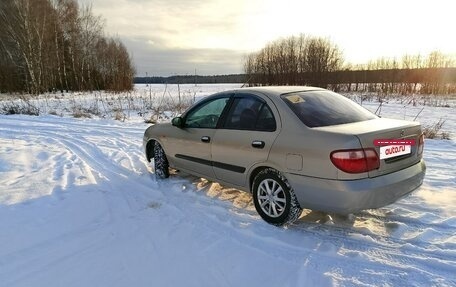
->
[80, 0, 456, 76]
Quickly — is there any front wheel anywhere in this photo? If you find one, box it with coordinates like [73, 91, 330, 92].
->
[252, 168, 302, 226]
[153, 141, 169, 179]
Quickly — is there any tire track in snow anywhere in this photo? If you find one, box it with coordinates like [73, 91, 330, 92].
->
[1, 116, 155, 224]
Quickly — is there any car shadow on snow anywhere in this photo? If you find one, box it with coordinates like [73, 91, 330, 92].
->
[166, 170, 256, 212]
[295, 209, 402, 237]
[165, 169, 400, 237]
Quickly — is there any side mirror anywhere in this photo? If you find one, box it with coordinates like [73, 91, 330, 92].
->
[172, 117, 184, 128]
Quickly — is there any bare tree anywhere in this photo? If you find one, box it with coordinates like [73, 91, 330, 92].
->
[244, 34, 343, 87]
[0, 0, 134, 94]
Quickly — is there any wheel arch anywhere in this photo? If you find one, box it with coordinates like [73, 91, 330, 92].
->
[249, 165, 280, 192]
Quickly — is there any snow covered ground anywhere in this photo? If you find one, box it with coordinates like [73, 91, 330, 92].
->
[0, 85, 455, 286]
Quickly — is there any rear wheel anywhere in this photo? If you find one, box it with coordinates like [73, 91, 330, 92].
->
[252, 168, 302, 226]
[153, 141, 169, 179]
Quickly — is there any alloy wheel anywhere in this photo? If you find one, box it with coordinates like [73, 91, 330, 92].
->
[257, 178, 287, 218]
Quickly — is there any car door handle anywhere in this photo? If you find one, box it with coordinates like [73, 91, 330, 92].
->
[252, 141, 265, 149]
[201, 136, 211, 143]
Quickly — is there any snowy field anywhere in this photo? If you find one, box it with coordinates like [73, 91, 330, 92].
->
[0, 85, 455, 286]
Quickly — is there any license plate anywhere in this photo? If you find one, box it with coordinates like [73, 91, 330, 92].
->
[379, 145, 411, 159]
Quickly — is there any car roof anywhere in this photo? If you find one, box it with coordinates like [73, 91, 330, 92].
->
[232, 86, 325, 96]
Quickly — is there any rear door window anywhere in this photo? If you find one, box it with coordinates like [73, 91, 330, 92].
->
[223, 96, 276, 131]
[281, 90, 377, 127]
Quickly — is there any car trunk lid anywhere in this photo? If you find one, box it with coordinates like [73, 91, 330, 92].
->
[315, 118, 423, 178]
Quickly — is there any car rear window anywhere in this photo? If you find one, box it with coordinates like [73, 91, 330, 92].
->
[281, 90, 377, 127]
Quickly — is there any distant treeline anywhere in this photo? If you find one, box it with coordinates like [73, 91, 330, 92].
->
[135, 74, 246, 84]
[313, 68, 456, 94]
[0, 0, 135, 94]
[245, 34, 456, 94]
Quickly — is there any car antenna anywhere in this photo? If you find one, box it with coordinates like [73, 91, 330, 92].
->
[241, 75, 253, 88]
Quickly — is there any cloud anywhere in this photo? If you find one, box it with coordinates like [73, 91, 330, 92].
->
[85, 0, 244, 49]
[80, 0, 248, 75]
[123, 37, 245, 76]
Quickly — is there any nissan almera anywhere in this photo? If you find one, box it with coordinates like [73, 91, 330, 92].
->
[143, 86, 426, 226]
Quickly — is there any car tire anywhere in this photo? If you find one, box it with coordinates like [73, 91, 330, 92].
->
[153, 141, 169, 179]
[252, 168, 302, 226]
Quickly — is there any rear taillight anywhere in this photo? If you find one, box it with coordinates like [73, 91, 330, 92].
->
[417, 133, 424, 156]
[330, 148, 380, 174]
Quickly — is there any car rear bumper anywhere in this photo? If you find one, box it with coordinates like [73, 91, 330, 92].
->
[286, 159, 426, 214]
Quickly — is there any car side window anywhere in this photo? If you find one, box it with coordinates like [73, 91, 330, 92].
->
[223, 97, 276, 131]
[185, 97, 229, 128]
[256, 104, 276, 131]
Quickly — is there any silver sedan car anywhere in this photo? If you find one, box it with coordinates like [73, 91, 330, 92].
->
[143, 86, 426, 226]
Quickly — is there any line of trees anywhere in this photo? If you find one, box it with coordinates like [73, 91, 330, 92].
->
[244, 34, 456, 94]
[0, 0, 135, 94]
[346, 52, 456, 94]
[244, 34, 343, 87]
[135, 74, 246, 84]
